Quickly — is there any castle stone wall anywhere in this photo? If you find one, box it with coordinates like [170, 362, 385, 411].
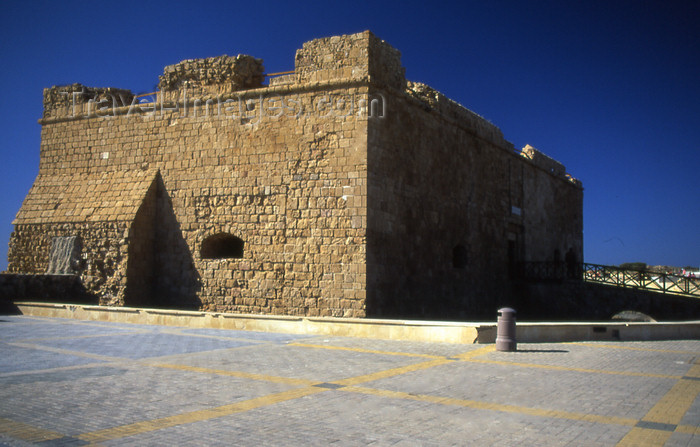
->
[365, 78, 582, 319]
[8, 31, 582, 319]
[9, 222, 130, 305]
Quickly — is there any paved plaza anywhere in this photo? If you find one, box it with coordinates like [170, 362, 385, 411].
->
[0, 315, 698, 446]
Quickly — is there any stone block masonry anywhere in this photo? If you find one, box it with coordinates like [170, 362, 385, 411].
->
[7, 31, 582, 319]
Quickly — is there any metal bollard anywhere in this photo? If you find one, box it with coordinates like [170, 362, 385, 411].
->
[496, 308, 517, 352]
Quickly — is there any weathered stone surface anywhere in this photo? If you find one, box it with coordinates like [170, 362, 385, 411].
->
[42, 83, 134, 119]
[15, 169, 159, 224]
[295, 31, 405, 89]
[158, 54, 264, 93]
[0, 273, 94, 305]
[521, 144, 570, 179]
[8, 31, 583, 319]
[46, 236, 81, 275]
[9, 222, 129, 305]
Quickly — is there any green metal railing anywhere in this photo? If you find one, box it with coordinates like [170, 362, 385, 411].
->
[515, 262, 700, 298]
[582, 263, 700, 298]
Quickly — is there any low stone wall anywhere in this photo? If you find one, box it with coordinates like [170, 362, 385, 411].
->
[0, 274, 96, 307]
[476, 320, 700, 343]
[517, 280, 700, 321]
[13, 302, 482, 344]
[8, 223, 130, 306]
[12, 302, 700, 343]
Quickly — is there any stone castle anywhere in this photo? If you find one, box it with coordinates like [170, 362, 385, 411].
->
[7, 31, 583, 319]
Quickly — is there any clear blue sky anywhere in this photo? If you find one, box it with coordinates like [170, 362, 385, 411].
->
[1, 0, 698, 271]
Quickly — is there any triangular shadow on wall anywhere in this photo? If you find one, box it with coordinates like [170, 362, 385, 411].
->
[126, 171, 201, 309]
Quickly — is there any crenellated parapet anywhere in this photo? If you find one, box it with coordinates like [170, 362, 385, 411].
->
[42, 84, 134, 120]
[295, 30, 405, 89]
[157, 54, 264, 101]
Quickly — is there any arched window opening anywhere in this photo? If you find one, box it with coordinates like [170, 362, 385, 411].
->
[201, 233, 244, 259]
[453, 245, 468, 269]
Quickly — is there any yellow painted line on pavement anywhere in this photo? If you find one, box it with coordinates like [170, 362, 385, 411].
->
[12, 330, 152, 343]
[78, 386, 326, 444]
[453, 344, 496, 360]
[469, 358, 682, 380]
[342, 386, 638, 427]
[287, 342, 444, 359]
[74, 343, 473, 443]
[616, 360, 700, 446]
[151, 362, 316, 386]
[7, 341, 129, 363]
[334, 358, 454, 387]
[152, 344, 496, 390]
[0, 362, 114, 379]
[615, 427, 673, 447]
[571, 342, 700, 355]
[157, 327, 274, 344]
[685, 360, 700, 378]
[0, 417, 66, 443]
[639, 377, 700, 426]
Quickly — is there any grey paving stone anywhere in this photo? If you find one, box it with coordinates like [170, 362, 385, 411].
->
[0, 316, 698, 446]
[170, 343, 425, 383]
[485, 342, 698, 377]
[665, 432, 700, 447]
[298, 335, 479, 358]
[176, 327, 314, 343]
[26, 332, 258, 359]
[680, 386, 700, 427]
[0, 344, 104, 374]
[100, 390, 631, 447]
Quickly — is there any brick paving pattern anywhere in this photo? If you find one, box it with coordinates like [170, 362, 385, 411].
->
[1, 315, 698, 446]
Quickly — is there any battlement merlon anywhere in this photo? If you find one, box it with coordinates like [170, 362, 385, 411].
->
[295, 30, 406, 89]
[36, 30, 581, 184]
[42, 55, 265, 119]
[157, 54, 264, 102]
[39, 31, 407, 120]
[42, 84, 134, 120]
